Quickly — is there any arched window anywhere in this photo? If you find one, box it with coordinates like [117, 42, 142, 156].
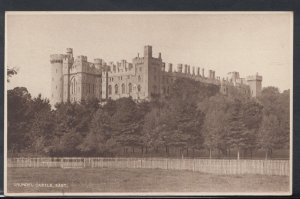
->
[137, 85, 141, 92]
[122, 83, 125, 94]
[115, 84, 118, 94]
[138, 75, 141, 82]
[108, 85, 112, 95]
[128, 83, 132, 93]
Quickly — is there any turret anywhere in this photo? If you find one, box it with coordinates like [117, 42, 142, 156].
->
[158, 52, 162, 60]
[197, 67, 200, 76]
[162, 62, 166, 71]
[168, 63, 173, 72]
[50, 54, 66, 106]
[94, 58, 103, 70]
[177, 64, 183, 73]
[144, 45, 152, 58]
[246, 72, 263, 97]
[66, 48, 73, 58]
[202, 68, 205, 77]
[184, 64, 188, 74]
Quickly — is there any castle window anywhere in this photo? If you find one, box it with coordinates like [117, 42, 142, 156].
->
[139, 67, 142, 72]
[115, 84, 118, 94]
[122, 83, 125, 94]
[128, 83, 132, 93]
[137, 85, 141, 92]
[108, 85, 112, 95]
[138, 76, 141, 82]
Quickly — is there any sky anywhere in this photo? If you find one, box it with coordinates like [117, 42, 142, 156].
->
[6, 12, 293, 99]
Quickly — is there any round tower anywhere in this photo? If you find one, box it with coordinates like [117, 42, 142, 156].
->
[50, 54, 65, 106]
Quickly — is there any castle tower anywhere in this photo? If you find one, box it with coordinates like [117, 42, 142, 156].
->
[144, 45, 152, 58]
[94, 58, 103, 70]
[50, 54, 66, 106]
[246, 73, 263, 97]
[143, 45, 152, 99]
[62, 48, 74, 103]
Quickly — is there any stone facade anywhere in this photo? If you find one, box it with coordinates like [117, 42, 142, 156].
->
[50, 45, 263, 106]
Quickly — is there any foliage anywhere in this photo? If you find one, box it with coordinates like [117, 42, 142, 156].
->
[7, 79, 290, 158]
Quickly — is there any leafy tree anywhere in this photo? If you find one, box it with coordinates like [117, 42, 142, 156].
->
[257, 114, 281, 159]
[7, 87, 32, 154]
[7, 67, 18, 82]
[226, 100, 248, 159]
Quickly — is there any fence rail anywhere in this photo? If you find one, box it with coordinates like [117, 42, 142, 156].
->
[7, 157, 290, 176]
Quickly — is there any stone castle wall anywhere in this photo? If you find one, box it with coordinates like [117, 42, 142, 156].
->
[50, 45, 262, 106]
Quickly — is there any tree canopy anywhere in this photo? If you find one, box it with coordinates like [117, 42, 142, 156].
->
[7, 78, 290, 159]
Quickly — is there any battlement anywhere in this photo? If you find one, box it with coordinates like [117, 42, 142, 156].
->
[50, 54, 65, 64]
[94, 58, 103, 65]
[247, 73, 263, 81]
[50, 45, 263, 106]
[76, 55, 88, 62]
[66, 48, 73, 54]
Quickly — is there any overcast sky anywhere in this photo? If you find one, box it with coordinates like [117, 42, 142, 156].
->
[6, 12, 292, 99]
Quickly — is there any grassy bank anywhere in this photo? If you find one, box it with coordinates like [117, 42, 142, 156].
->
[7, 167, 289, 194]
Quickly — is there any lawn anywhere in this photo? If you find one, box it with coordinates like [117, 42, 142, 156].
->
[7, 167, 290, 194]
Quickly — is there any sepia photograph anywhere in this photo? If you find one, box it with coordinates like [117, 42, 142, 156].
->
[4, 12, 292, 196]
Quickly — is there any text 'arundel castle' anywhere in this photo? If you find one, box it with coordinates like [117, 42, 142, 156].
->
[50, 45, 262, 106]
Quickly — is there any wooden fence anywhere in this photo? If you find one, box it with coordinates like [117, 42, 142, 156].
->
[7, 157, 289, 176]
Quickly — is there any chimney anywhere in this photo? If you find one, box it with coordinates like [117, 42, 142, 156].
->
[184, 64, 188, 74]
[177, 64, 183, 73]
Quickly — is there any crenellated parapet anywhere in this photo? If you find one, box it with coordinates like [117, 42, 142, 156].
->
[50, 45, 263, 106]
[50, 54, 66, 64]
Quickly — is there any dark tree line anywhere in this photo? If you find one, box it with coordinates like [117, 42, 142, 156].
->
[7, 77, 290, 159]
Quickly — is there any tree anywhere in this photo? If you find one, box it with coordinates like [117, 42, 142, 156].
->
[7, 87, 32, 154]
[79, 109, 113, 155]
[258, 87, 290, 153]
[257, 114, 281, 159]
[200, 94, 232, 158]
[241, 100, 263, 157]
[7, 67, 18, 82]
[226, 100, 248, 159]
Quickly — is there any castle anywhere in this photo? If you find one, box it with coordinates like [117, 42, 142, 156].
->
[50, 45, 262, 106]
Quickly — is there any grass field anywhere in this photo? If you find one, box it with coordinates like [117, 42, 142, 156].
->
[7, 167, 289, 194]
